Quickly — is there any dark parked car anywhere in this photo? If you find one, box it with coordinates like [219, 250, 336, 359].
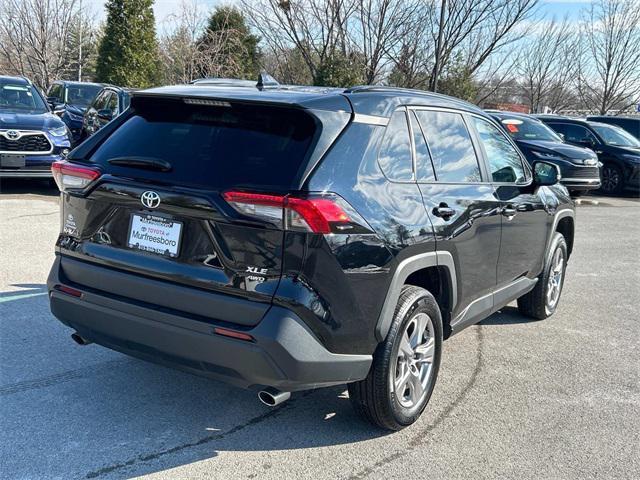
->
[586, 116, 640, 140]
[0, 75, 71, 178]
[536, 115, 640, 194]
[488, 111, 600, 196]
[46, 81, 103, 145]
[80, 86, 133, 141]
[48, 80, 575, 430]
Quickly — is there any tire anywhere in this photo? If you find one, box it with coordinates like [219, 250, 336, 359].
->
[599, 164, 624, 195]
[348, 285, 443, 430]
[518, 232, 568, 320]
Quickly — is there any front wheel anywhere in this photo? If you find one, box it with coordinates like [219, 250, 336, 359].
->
[348, 285, 442, 430]
[518, 232, 568, 320]
[600, 164, 624, 195]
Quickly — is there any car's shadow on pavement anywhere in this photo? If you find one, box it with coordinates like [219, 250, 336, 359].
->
[479, 306, 541, 326]
[0, 178, 59, 196]
[1, 292, 389, 479]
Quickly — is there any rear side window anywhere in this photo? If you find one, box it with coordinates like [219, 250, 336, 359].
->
[90, 98, 317, 190]
[415, 110, 481, 183]
[378, 110, 413, 182]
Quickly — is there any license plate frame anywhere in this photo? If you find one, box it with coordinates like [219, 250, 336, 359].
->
[127, 213, 183, 258]
[0, 154, 26, 168]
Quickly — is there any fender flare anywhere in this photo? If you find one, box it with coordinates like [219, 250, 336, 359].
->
[547, 208, 574, 253]
[374, 251, 457, 342]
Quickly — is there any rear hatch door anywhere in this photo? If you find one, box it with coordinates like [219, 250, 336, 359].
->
[58, 94, 351, 327]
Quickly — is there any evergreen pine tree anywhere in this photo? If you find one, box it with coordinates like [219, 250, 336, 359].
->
[96, 0, 159, 87]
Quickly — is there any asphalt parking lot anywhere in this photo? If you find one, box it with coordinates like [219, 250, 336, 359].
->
[1, 180, 639, 480]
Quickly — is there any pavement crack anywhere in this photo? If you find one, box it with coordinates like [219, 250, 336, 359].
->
[7, 210, 58, 220]
[83, 391, 314, 479]
[0, 359, 129, 396]
[348, 326, 486, 480]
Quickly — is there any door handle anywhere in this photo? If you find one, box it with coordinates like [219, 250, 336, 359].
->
[433, 203, 456, 220]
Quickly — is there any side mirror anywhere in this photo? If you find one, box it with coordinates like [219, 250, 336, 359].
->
[97, 109, 113, 121]
[53, 105, 66, 116]
[558, 133, 565, 141]
[533, 161, 561, 186]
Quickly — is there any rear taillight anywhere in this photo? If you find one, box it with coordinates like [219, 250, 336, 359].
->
[51, 160, 101, 192]
[222, 191, 369, 234]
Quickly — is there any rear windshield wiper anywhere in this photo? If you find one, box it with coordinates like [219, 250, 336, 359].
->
[108, 156, 172, 172]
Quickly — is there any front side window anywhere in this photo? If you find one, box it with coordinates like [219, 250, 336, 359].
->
[415, 110, 481, 183]
[474, 117, 527, 183]
[378, 110, 413, 182]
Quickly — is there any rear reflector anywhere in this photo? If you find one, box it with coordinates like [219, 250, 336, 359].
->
[213, 327, 255, 342]
[54, 284, 83, 298]
[51, 161, 101, 192]
[222, 191, 357, 234]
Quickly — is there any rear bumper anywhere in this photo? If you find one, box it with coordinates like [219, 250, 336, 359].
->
[47, 256, 371, 391]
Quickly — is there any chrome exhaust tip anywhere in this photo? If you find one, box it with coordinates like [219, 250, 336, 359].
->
[258, 387, 291, 407]
[71, 332, 92, 346]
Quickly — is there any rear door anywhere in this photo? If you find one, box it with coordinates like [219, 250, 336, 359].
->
[412, 108, 502, 325]
[59, 96, 331, 326]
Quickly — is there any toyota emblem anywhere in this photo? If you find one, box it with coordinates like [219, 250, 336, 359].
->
[6, 130, 20, 140]
[141, 191, 161, 209]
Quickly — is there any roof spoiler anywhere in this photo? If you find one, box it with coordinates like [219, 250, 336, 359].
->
[189, 72, 281, 91]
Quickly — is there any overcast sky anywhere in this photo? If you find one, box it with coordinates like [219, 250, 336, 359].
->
[83, 0, 593, 31]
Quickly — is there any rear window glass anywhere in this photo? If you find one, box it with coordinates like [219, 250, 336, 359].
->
[90, 98, 317, 190]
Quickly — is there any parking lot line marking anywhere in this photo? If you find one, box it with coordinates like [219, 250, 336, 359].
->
[0, 291, 48, 303]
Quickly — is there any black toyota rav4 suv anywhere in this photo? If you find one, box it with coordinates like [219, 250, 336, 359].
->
[48, 81, 575, 430]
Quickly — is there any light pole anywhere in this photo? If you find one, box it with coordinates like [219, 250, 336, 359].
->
[432, 0, 446, 93]
[78, 0, 83, 81]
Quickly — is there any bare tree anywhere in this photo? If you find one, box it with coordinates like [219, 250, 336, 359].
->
[429, 0, 540, 91]
[241, 0, 357, 84]
[160, 2, 258, 84]
[351, 0, 421, 84]
[517, 18, 579, 113]
[577, 0, 640, 114]
[0, 0, 88, 90]
[159, 1, 209, 84]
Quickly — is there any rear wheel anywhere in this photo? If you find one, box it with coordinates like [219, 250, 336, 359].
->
[518, 232, 567, 320]
[600, 164, 624, 195]
[348, 285, 442, 430]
